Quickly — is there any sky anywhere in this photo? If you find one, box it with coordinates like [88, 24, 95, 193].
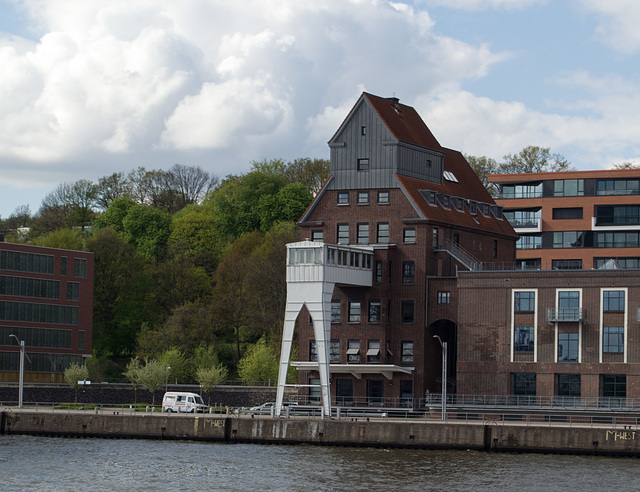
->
[1, 0, 640, 219]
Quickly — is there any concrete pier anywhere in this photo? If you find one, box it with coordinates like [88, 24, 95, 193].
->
[2, 410, 639, 457]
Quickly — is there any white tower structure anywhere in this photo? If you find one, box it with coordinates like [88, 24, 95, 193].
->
[275, 241, 373, 417]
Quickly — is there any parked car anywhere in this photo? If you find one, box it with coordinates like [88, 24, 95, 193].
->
[162, 392, 208, 413]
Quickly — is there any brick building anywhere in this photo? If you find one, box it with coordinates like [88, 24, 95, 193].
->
[489, 169, 640, 270]
[276, 92, 517, 411]
[457, 269, 640, 402]
[0, 241, 94, 383]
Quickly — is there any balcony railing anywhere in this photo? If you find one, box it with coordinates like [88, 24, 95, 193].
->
[546, 308, 585, 322]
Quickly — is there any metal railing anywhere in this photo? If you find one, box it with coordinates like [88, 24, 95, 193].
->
[546, 307, 585, 322]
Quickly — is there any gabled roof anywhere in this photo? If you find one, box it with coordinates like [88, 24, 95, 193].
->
[329, 92, 441, 151]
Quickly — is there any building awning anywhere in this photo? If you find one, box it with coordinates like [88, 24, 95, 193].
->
[346, 348, 360, 355]
[366, 348, 379, 356]
[290, 362, 414, 380]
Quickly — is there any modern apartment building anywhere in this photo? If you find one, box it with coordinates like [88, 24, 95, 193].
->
[0, 241, 94, 383]
[488, 169, 640, 270]
[276, 92, 518, 410]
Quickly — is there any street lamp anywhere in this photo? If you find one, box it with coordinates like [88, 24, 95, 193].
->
[9, 334, 25, 409]
[166, 366, 171, 392]
[433, 335, 447, 421]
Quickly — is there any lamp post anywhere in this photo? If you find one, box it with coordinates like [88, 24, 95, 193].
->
[9, 334, 25, 409]
[433, 335, 447, 421]
[166, 366, 171, 392]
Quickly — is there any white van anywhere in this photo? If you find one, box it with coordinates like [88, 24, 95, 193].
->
[162, 392, 208, 413]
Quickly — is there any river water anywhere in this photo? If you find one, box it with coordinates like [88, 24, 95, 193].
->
[1, 435, 638, 491]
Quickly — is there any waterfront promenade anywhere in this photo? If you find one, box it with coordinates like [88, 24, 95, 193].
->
[2, 407, 639, 457]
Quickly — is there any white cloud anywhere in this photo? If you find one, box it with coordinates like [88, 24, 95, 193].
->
[579, 0, 640, 53]
[416, 0, 545, 10]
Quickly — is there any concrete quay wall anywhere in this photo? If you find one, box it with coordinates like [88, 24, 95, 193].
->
[2, 411, 639, 457]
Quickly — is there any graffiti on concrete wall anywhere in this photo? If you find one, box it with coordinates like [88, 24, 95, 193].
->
[606, 430, 636, 441]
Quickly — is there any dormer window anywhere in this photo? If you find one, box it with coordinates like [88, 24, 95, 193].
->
[357, 158, 369, 171]
[437, 194, 450, 209]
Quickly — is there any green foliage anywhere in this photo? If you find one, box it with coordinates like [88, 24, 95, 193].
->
[256, 183, 313, 232]
[169, 208, 228, 271]
[87, 227, 150, 357]
[64, 362, 89, 403]
[122, 204, 171, 259]
[191, 344, 220, 371]
[237, 338, 279, 384]
[124, 357, 144, 404]
[93, 196, 137, 232]
[43, 228, 86, 251]
[157, 348, 190, 382]
[464, 155, 499, 197]
[138, 359, 170, 405]
[197, 364, 229, 396]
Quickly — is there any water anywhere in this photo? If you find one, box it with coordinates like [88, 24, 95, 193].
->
[1, 435, 639, 491]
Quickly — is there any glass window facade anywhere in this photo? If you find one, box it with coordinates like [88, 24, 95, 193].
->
[514, 326, 534, 352]
[603, 326, 624, 353]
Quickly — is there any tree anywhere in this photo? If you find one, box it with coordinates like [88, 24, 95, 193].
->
[158, 348, 189, 383]
[95, 172, 133, 211]
[3, 205, 32, 230]
[93, 196, 137, 233]
[87, 227, 150, 357]
[499, 146, 572, 174]
[163, 164, 219, 210]
[237, 338, 279, 384]
[465, 155, 499, 196]
[122, 204, 171, 259]
[255, 183, 313, 232]
[196, 364, 228, 405]
[613, 162, 640, 169]
[64, 362, 89, 404]
[124, 357, 144, 404]
[138, 359, 170, 406]
[67, 179, 98, 229]
[43, 228, 85, 251]
[282, 158, 330, 195]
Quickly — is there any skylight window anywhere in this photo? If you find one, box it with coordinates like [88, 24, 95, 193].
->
[443, 171, 458, 183]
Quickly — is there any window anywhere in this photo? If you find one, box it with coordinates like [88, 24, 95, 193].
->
[504, 209, 541, 228]
[595, 257, 640, 269]
[597, 179, 639, 196]
[493, 240, 498, 258]
[603, 291, 625, 312]
[336, 378, 353, 405]
[553, 179, 584, 197]
[603, 326, 624, 353]
[375, 261, 382, 283]
[73, 258, 87, 278]
[401, 301, 414, 323]
[66, 282, 80, 301]
[514, 326, 534, 352]
[402, 261, 415, 284]
[311, 230, 324, 242]
[453, 232, 460, 248]
[602, 375, 626, 398]
[60, 257, 68, 276]
[596, 231, 640, 248]
[377, 223, 389, 243]
[331, 300, 341, 323]
[330, 339, 340, 363]
[78, 330, 85, 350]
[337, 192, 349, 205]
[357, 191, 369, 205]
[401, 341, 413, 363]
[309, 341, 318, 362]
[552, 231, 585, 248]
[552, 260, 582, 270]
[357, 158, 370, 171]
[556, 374, 581, 396]
[368, 300, 381, 323]
[559, 291, 580, 310]
[512, 373, 536, 396]
[361, 125, 366, 136]
[500, 182, 542, 199]
[349, 301, 361, 323]
[347, 340, 360, 363]
[351, 223, 367, 245]
[377, 190, 389, 204]
[367, 379, 384, 404]
[432, 227, 439, 248]
[437, 291, 450, 305]
[367, 340, 380, 363]
[595, 205, 640, 226]
[553, 208, 583, 220]
[403, 228, 416, 244]
[558, 333, 579, 362]
[309, 377, 320, 403]
[514, 291, 535, 312]
[516, 259, 541, 270]
[337, 224, 349, 244]
[399, 380, 413, 407]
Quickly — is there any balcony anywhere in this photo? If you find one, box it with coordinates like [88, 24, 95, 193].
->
[510, 218, 542, 233]
[546, 308, 585, 322]
[591, 216, 640, 231]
